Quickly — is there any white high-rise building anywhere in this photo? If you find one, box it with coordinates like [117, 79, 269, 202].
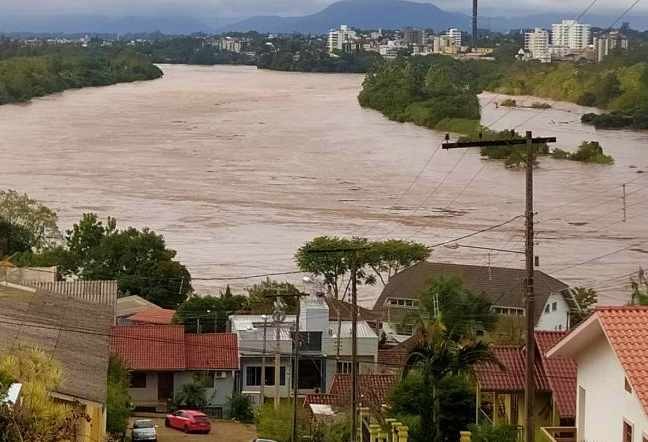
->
[327, 25, 358, 54]
[447, 28, 462, 47]
[552, 20, 591, 50]
[524, 28, 551, 63]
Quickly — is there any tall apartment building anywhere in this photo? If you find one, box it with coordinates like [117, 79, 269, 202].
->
[447, 28, 463, 47]
[401, 27, 424, 45]
[594, 31, 629, 62]
[552, 20, 591, 50]
[524, 28, 551, 63]
[327, 25, 358, 54]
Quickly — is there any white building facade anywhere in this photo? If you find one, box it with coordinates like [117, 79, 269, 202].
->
[447, 28, 462, 48]
[548, 307, 648, 442]
[524, 28, 552, 63]
[327, 25, 358, 54]
[552, 20, 591, 50]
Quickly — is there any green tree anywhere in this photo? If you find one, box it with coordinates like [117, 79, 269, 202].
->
[245, 278, 301, 314]
[295, 236, 369, 299]
[569, 287, 598, 326]
[405, 320, 499, 442]
[0, 190, 61, 249]
[0, 219, 33, 256]
[364, 239, 431, 286]
[62, 213, 191, 308]
[106, 356, 131, 435]
[468, 423, 520, 442]
[631, 269, 648, 305]
[175, 375, 208, 409]
[390, 371, 474, 442]
[175, 289, 248, 333]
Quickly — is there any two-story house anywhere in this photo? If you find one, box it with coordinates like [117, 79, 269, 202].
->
[373, 262, 579, 336]
[548, 306, 648, 442]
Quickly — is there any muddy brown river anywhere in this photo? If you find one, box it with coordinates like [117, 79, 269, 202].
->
[1, 64, 647, 305]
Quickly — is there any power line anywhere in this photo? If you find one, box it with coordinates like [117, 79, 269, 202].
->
[429, 215, 525, 248]
[608, 0, 643, 29]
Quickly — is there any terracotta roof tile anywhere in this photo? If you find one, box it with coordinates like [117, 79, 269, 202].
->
[328, 374, 397, 407]
[596, 306, 648, 415]
[185, 334, 239, 370]
[474, 345, 551, 393]
[536, 331, 576, 419]
[377, 336, 418, 369]
[110, 325, 239, 371]
[129, 308, 176, 325]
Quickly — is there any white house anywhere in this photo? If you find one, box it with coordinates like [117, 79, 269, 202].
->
[548, 306, 648, 442]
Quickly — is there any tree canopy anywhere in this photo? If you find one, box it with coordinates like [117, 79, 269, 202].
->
[175, 287, 249, 333]
[0, 190, 61, 250]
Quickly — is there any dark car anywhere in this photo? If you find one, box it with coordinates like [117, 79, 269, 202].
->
[131, 419, 158, 442]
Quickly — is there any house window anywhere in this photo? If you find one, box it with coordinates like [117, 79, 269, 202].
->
[625, 377, 632, 393]
[337, 361, 353, 374]
[129, 372, 147, 388]
[247, 366, 285, 386]
[623, 420, 633, 442]
[545, 304, 551, 313]
[264, 367, 286, 386]
[246, 367, 262, 386]
[552, 302, 558, 312]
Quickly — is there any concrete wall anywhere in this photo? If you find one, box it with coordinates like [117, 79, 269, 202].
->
[129, 372, 159, 406]
[536, 293, 570, 331]
[173, 371, 236, 409]
[575, 333, 648, 442]
[324, 356, 377, 391]
[322, 337, 378, 358]
[240, 356, 293, 399]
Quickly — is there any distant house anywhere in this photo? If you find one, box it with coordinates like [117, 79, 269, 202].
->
[0, 281, 114, 442]
[374, 262, 578, 334]
[115, 295, 162, 324]
[548, 306, 648, 442]
[304, 373, 397, 410]
[111, 324, 239, 417]
[229, 294, 379, 405]
[474, 331, 576, 436]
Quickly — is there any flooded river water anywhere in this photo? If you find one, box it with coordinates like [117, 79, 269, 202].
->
[1, 64, 647, 305]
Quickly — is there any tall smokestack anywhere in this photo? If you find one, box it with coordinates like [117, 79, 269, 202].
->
[472, 0, 478, 50]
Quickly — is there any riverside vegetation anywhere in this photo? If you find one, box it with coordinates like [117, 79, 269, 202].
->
[358, 52, 644, 165]
[0, 42, 162, 105]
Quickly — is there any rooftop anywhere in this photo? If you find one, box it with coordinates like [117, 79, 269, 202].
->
[374, 262, 569, 323]
[129, 308, 176, 325]
[111, 324, 239, 371]
[116, 295, 161, 318]
[0, 281, 113, 404]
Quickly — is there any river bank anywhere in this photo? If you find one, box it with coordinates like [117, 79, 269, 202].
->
[1, 64, 646, 305]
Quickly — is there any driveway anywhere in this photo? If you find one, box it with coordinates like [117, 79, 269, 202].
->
[129, 416, 257, 442]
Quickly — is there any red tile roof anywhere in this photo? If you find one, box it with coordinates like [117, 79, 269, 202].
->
[305, 374, 397, 408]
[185, 334, 239, 370]
[536, 331, 576, 419]
[111, 325, 186, 370]
[111, 325, 239, 371]
[474, 345, 551, 393]
[129, 308, 176, 325]
[596, 306, 648, 415]
[377, 336, 418, 371]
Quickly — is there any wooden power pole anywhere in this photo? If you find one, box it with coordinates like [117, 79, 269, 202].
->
[442, 131, 556, 442]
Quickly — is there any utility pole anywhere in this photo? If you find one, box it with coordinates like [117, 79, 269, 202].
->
[350, 254, 359, 442]
[524, 131, 536, 442]
[442, 131, 556, 442]
[291, 296, 302, 442]
[472, 0, 478, 50]
[622, 183, 627, 222]
[260, 315, 268, 406]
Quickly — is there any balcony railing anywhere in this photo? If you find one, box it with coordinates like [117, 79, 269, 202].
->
[540, 426, 576, 442]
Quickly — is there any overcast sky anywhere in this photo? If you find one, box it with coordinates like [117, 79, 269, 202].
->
[3, 0, 647, 18]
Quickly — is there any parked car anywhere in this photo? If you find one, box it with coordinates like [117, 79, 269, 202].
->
[131, 419, 158, 441]
[165, 410, 211, 434]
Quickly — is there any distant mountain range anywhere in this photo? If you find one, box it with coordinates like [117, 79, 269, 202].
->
[1, 0, 647, 35]
[219, 0, 648, 33]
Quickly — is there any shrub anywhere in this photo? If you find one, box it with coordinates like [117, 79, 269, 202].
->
[499, 98, 517, 107]
[256, 402, 306, 442]
[227, 393, 254, 422]
[106, 356, 131, 435]
[175, 375, 208, 409]
[468, 423, 520, 442]
[531, 102, 552, 109]
[551, 141, 614, 164]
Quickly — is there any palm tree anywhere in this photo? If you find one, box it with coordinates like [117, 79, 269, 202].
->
[405, 319, 500, 442]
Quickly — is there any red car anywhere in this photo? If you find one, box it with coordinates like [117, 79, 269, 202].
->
[165, 410, 211, 434]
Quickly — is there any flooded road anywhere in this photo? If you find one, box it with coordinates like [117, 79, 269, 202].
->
[1, 64, 647, 305]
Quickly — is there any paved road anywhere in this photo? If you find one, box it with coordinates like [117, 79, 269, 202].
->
[129, 416, 257, 442]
